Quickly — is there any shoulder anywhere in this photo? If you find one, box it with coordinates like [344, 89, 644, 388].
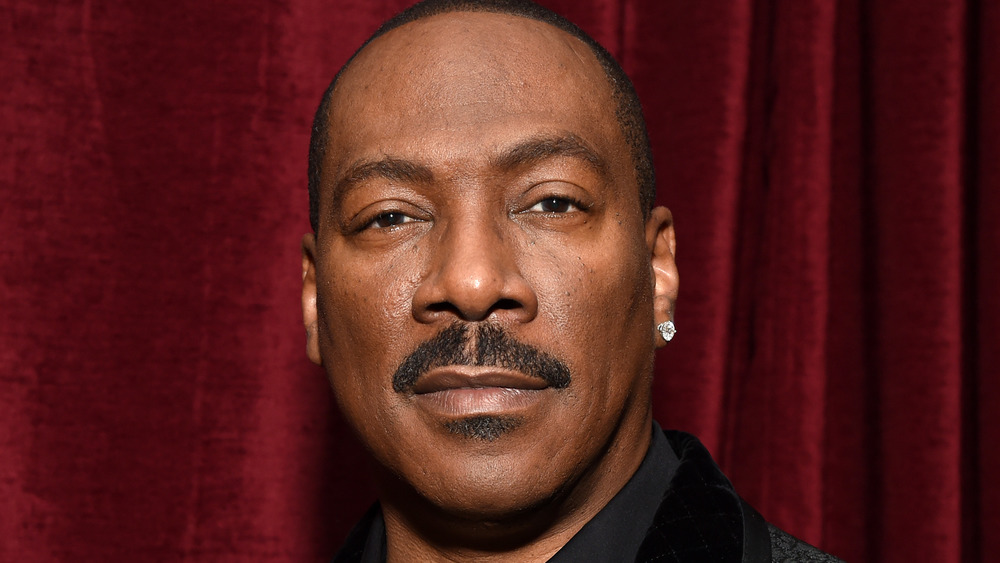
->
[660, 429, 844, 563]
[767, 524, 845, 563]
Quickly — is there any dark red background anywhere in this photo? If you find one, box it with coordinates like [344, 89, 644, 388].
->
[2, 0, 997, 561]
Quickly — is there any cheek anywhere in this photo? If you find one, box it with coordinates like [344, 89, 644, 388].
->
[320, 253, 418, 337]
[316, 255, 422, 404]
[523, 229, 654, 413]
[534, 235, 652, 337]
[577, 258, 652, 367]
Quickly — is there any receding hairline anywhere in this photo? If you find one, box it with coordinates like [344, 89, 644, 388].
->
[334, 10, 608, 90]
[307, 1, 657, 232]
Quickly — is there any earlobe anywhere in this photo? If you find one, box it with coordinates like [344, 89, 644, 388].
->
[645, 206, 679, 347]
[301, 233, 323, 366]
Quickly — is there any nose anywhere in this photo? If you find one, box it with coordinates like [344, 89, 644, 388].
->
[412, 218, 538, 324]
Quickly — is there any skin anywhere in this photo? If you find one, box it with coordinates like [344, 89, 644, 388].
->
[301, 12, 679, 562]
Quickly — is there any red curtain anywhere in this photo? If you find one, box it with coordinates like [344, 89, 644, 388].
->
[2, 0, 996, 561]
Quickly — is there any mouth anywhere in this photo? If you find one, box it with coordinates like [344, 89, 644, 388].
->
[411, 367, 551, 417]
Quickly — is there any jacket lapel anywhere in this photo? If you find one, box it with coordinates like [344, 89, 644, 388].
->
[635, 431, 746, 563]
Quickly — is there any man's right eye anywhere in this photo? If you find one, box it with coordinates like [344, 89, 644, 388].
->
[367, 211, 415, 229]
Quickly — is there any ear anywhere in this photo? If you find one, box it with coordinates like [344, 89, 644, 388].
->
[301, 233, 323, 365]
[645, 206, 678, 347]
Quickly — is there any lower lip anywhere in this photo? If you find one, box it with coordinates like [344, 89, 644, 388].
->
[413, 387, 545, 416]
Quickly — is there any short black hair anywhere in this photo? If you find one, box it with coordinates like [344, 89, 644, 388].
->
[307, 0, 655, 231]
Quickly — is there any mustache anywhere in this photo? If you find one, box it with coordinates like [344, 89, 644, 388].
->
[392, 323, 571, 393]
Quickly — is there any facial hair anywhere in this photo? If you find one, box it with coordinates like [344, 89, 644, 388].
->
[391, 323, 571, 441]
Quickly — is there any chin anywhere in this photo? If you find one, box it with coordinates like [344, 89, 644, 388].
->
[427, 445, 582, 520]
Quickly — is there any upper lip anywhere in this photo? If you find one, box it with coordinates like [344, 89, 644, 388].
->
[411, 367, 550, 394]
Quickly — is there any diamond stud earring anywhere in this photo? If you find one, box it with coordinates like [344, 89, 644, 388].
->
[657, 320, 676, 342]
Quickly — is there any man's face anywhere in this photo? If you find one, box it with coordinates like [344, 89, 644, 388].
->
[303, 12, 676, 520]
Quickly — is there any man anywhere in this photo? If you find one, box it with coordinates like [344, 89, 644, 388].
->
[301, 1, 842, 561]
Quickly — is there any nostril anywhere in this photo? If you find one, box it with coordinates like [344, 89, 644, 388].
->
[426, 302, 461, 316]
[494, 298, 522, 310]
[424, 298, 522, 319]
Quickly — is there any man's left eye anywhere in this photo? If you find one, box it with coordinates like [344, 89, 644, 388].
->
[368, 211, 416, 229]
[528, 197, 580, 213]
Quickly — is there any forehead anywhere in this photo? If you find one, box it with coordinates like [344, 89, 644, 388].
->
[322, 11, 627, 184]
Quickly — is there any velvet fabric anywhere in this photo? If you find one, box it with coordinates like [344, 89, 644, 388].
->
[1, 0, 995, 561]
[633, 431, 745, 562]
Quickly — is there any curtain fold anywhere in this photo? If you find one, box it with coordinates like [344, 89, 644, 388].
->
[629, 0, 754, 452]
[1, 0, 994, 561]
[724, 0, 837, 544]
[975, 4, 1000, 560]
[866, 2, 966, 561]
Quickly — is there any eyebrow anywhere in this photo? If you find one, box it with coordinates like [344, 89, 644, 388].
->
[490, 133, 610, 180]
[331, 157, 435, 209]
[330, 133, 609, 209]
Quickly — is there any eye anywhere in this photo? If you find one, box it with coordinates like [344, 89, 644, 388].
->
[528, 197, 582, 214]
[366, 211, 417, 229]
